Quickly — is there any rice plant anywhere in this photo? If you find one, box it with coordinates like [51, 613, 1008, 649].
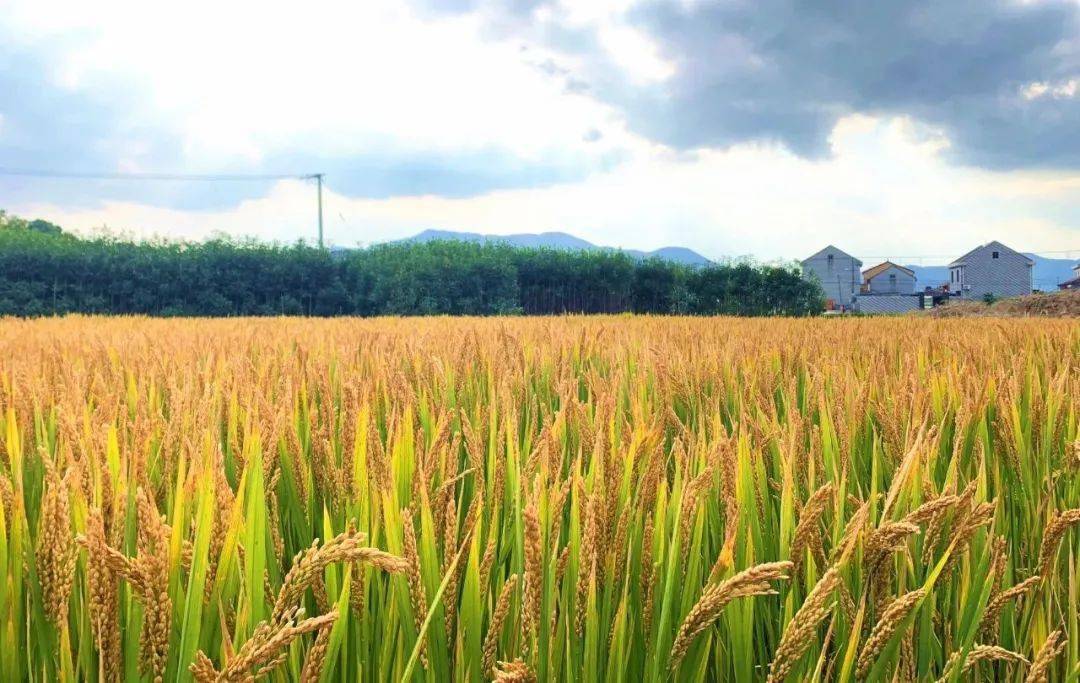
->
[0, 315, 1077, 681]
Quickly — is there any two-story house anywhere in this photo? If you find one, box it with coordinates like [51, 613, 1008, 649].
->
[801, 246, 862, 309]
[947, 241, 1033, 300]
[861, 261, 915, 294]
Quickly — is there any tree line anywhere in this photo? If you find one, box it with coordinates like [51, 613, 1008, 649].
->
[0, 211, 824, 316]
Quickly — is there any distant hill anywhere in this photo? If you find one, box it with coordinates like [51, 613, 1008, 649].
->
[397, 229, 712, 266]
[904, 254, 1077, 292]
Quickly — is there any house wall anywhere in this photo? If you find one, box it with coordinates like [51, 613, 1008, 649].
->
[865, 266, 916, 294]
[854, 295, 921, 314]
[802, 248, 861, 306]
[956, 245, 1032, 299]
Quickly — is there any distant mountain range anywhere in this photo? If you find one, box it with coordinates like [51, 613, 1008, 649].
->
[383, 230, 1078, 286]
[397, 229, 712, 266]
[904, 254, 1077, 291]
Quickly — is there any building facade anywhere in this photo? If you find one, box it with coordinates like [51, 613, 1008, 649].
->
[947, 241, 1033, 300]
[853, 295, 921, 314]
[1059, 263, 1080, 290]
[801, 246, 862, 309]
[862, 262, 916, 294]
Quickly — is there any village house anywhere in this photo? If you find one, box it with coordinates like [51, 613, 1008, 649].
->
[1058, 262, 1080, 290]
[947, 240, 1033, 300]
[861, 261, 915, 294]
[800, 245, 861, 310]
[852, 261, 921, 314]
[801, 240, 1042, 313]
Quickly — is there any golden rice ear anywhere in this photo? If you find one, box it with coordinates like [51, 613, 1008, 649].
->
[767, 566, 842, 683]
[299, 619, 334, 683]
[521, 484, 544, 645]
[935, 644, 1029, 682]
[1037, 509, 1080, 578]
[482, 574, 519, 678]
[670, 561, 793, 667]
[1026, 630, 1068, 683]
[856, 588, 928, 679]
[36, 456, 77, 628]
[400, 506, 429, 669]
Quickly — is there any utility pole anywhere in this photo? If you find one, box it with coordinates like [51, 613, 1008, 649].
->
[315, 173, 325, 249]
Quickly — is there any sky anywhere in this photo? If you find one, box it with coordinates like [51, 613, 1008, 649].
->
[2, 0, 1080, 263]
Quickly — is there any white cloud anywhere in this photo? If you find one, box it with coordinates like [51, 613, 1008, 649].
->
[1, 0, 645, 169]
[549, 0, 675, 84]
[1022, 77, 1079, 100]
[595, 23, 676, 84]
[19, 114, 1080, 262]
[3, 1, 1080, 264]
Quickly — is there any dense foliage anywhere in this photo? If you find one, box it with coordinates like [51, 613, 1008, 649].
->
[0, 214, 823, 316]
[1, 317, 1077, 682]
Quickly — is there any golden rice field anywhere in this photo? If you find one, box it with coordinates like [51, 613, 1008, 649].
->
[1, 316, 1078, 682]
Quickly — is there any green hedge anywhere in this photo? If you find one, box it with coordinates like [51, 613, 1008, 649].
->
[0, 219, 823, 317]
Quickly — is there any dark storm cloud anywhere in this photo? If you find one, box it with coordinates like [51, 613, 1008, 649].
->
[616, 0, 1080, 168]
[434, 0, 1080, 170]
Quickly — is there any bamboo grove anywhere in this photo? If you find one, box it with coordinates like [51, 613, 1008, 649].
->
[0, 315, 1078, 682]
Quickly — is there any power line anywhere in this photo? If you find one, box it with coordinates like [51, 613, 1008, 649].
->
[0, 167, 319, 182]
[3, 167, 1076, 259]
[0, 166, 328, 248]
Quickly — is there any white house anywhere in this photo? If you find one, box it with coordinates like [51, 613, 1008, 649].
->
[801, 245, 862, 309]
[1059, 263, 1080, 291]
[862, 261, 916, 294]
[947, 241, 1033, 300]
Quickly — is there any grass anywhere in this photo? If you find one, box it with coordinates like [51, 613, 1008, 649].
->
[0, 314, 1077, 682]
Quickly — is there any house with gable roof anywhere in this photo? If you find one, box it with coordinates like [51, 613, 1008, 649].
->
[861, 261, 915, 294]
[800, 245, 861, 310]
[947, 240, 1033, 300]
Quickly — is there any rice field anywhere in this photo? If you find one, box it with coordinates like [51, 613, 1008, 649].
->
[0, 315, 1078, 682]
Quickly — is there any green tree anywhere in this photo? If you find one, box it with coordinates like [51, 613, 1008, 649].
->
[0, 209, 823, 318]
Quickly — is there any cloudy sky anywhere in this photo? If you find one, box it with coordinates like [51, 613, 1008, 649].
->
[2, 0, 1080, 263]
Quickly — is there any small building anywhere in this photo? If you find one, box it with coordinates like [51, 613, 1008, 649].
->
[1058, 263, 1080, 290]
[861, 261, 916, 294]
[801, 245, 862, 310]
[947, 240, 1033, 300]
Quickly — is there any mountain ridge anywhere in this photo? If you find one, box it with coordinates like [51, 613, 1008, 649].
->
[398, 229, 712, 266]
[387, 230, 1076, 286]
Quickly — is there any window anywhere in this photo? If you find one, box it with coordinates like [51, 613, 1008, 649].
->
[992, 251, 999, 259]
[889, 273, 897, 290]
[827, 254, 834, 272]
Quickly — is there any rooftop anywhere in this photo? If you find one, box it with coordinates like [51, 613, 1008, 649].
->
[862, 261, 914, 282]
[801, 245, 863, 267]
[948, 240, 1034, 268]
